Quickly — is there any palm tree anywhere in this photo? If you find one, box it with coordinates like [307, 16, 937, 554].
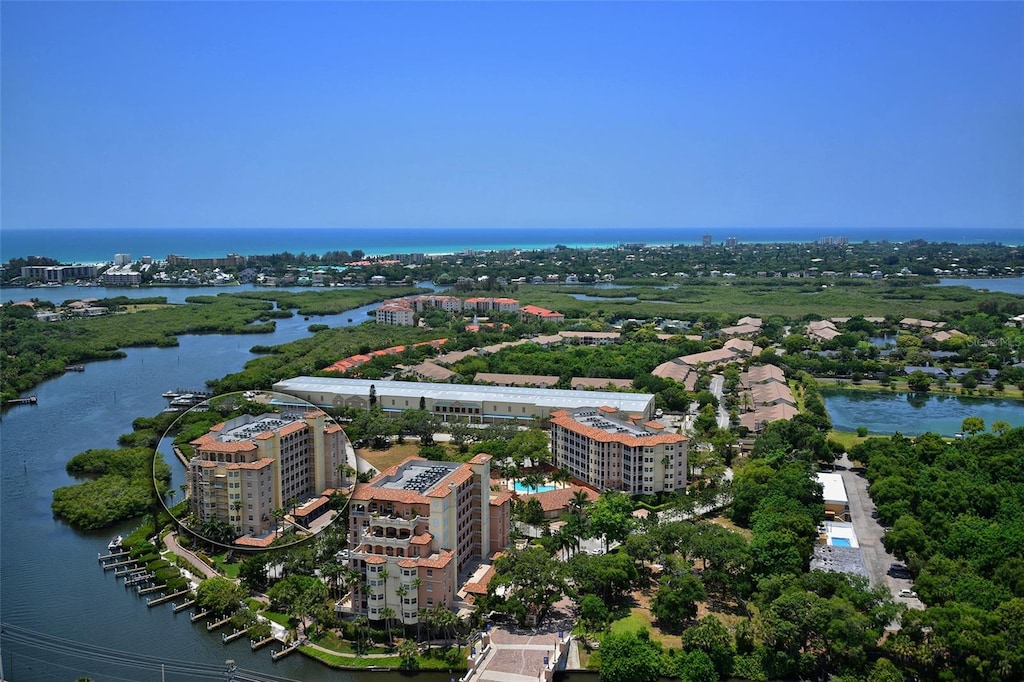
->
[231, 500, 243, 531]
[419, 607, 433, 649]
[381, 606, 396, 647]
[395, 585, 409, 638]
[353, 615, 369, 654]
[550, 468, 572, 488]
[271, 508, 286, 538]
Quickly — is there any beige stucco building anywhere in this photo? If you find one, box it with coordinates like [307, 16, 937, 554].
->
[187, 410, 347, 541]
[549, 406, 688, 494]
[345, 455, 511, 624]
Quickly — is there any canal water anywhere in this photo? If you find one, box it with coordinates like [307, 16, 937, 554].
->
[0, 289, 451, 682]
[822, 389, 1024, 437]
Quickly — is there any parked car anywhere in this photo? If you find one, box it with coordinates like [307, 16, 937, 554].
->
[888, 563, 911, 578]
[898, 589, 918, 598]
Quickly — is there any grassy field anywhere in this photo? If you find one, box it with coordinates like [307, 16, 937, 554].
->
[358, 443, 424, 472]
[517, 280, 1019, 321]
[122, 303, 176, 313]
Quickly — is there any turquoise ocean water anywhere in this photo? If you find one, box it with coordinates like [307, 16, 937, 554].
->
[2, 226, 1020, 263]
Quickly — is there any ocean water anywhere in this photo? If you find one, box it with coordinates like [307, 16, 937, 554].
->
[2, 226, 1020, 263]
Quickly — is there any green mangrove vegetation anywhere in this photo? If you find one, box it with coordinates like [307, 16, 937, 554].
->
[0, 287, 423, 403]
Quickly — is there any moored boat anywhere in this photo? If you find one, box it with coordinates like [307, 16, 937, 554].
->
[108, 535, 123, 551]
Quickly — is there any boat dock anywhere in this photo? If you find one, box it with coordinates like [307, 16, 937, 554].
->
[104, 559, 137, 571]
[172, 599, 196, 613]
[250, 636, 277, 651]
[190, 610, 211, 623]
[271, 642, 300, 661]
[138, 584, 166, 595]
[207, 616, 233, 632]
[5, 396, 37, 406]
[98, 550, 129, 561]
[222, 627, 252, 644]
[147, 589, 190, 607]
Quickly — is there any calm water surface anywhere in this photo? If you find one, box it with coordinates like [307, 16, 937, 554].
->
[823, 389, 1024, 436]
[0, 290, 451, 682]
[934, 277, 1023, 294]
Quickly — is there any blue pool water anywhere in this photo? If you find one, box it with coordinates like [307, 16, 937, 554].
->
[514, 481, 557, 494]
[831, 538, 852, 548]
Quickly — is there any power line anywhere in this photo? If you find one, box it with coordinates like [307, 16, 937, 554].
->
[1, 623, 303, 682]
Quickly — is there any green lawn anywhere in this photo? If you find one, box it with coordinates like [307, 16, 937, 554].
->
[211, 553, 241, 579]
[261, 610, 297, 628]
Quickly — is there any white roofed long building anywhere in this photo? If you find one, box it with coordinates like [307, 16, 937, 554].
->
[273, 376, 656, 424]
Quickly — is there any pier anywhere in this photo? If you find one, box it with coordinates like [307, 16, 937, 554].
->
[190, 610, 211, 623]
[222, 627, 252, 644]
[125, 573, 153, 587]
[103, 558, 137, 571]
[4, 396, 37, 406]
[138, 583, 167, 595]
[172, 599, 196, 613]
[98, 550, 129, 561]
[207, 616, 233, 632]
[147, 589, 190, 607]
[114, 564, 141, 576]
[271, 642, 300, 661]
[250, 636, 277, 651]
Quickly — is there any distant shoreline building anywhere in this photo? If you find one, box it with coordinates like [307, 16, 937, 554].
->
[20, 264, 98, 284]
[167, 253, 246, 269]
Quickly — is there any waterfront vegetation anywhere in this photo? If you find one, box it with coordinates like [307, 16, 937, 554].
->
[0, 287, 423, 403]
[51, 447, 171, 530]
[8, 241, 1024, 679]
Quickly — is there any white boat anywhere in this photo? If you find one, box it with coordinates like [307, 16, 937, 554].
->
[162, 390, 180, 399]
[108, 535, 123, 551]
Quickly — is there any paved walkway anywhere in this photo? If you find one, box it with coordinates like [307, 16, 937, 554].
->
[470, 597, 576, 682]
[163, 532, 220, 579]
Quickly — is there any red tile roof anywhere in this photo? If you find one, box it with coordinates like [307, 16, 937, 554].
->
[233, 534, 278, 548]
[520, 485, 599, 513]
[549, 410, 688, 446]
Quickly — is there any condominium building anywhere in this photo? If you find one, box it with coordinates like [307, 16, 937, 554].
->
[345, 454, 511, 624]
[102, 265, 142, 286]
[549, 406, 688, 494]
[375, 300, 416, 326]
[187, 409, 347, 541]
[20, 264, 99, 283]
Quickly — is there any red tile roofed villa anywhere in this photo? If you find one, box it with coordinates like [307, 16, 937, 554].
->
[324, 339, 447, 373]
[549, 407, 687, 495]
[519, 485, 599, 519]
[521, 304, 566, 324]
[342, 454, 511, 625]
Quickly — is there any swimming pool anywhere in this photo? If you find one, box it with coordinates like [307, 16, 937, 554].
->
[830, 537, 852, 548]
[513, 481, 557, 494]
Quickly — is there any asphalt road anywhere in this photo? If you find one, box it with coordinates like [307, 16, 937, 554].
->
[837, 453, 923, 610]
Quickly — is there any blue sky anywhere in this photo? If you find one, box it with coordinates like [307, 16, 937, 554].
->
[2, 1, 1021, 231]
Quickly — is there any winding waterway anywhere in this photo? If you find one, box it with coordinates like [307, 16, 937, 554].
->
[0, 288, 451, 682]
